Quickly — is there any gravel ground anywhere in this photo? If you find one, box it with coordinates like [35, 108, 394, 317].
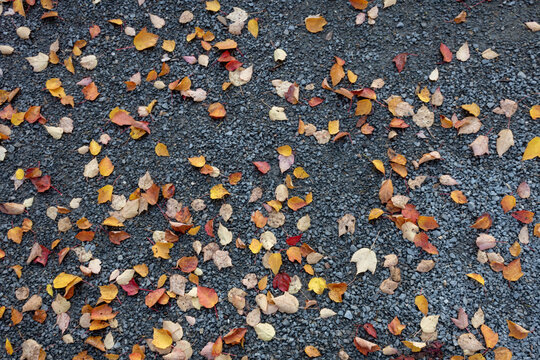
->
[0, 0, 538, 359]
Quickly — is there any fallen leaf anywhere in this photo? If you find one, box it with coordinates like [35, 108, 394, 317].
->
[507, 320, 529, 339]
[350, 248, 377, 274]
[467, 273, 485, 285]
[481, 324, 498, 348]
[133, 27, 159, 50]
[415, 295, 428, 315]
[305, 15, 327, 33]
[522, 137, 540, 160]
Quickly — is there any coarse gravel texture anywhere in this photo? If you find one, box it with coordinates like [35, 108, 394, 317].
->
[0, 0, 539, 359]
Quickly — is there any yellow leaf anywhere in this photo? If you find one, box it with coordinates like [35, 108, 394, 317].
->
[372, 160, 385, 175]
[347, 70, 358, 83]
[418, 87, 430, 103]
[102, 216, 124, 227]
[305, 15, 327, 33]
[108, 19, 123, 25]
[188, 156, 206, 167]
[249, 239, 263, 254]
[467, 273, 485, 285]
[5, 338, 13, 355]
[46, 284, 53, 296]
[188, 226, 200, 235]
[308, 277, 327, 295]
[53, 272, 82, 289]
[97, 185, 113, 204]
[450, 190, 468, 204]
[157, 274, 168, 288]
[293, 167, 309, 179]
[46, 78, 62, 90]
[507, 320, 529, 339]
[268, 253, 282, 274]
[402, 341, 426, 353]
[152, 328, 172, 349]
[162, 40, 176, 52]
[99, 284, 118, 303]
[267, 200, 282, 212]
[210, 184, 230, 199]
[480, 324, 499, 348]
[15, 168, 25, 180]
[152, 242, 173, 259]
[155, 143, 170, 157]
[522, 136, 540, 160]
[11, 112, 25, 126]
[462, 103, 480, 117]
[276, 145, 292, 156]
[304, 264, 314, 275]
[530, 105, 540, 119]
[258, 276, 267, 290]
[205, 0, 220, 12]
[415, 294, 428, 315]
[355, 99, 372, 115]
[133, 264, 149, 277]
[99, 156, 114, 176]
[368, 208, 384, 220]
[509, 241, 521, 257]
[89, 140, 101, 156]
[11, 265, 22, 278]
[248, 18, 259, 38]
[133, 27, 159, 51]
[328, 120, 339, 135]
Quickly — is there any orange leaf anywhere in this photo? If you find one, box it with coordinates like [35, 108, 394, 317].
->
[379, 179, 393, 204]
[305, 345, 321, 358]
[330, 63, 345, 87]
[82, 82, 99, 101]
[287, 196, 307, 211]
[305, 15, 327, 33]
[208, 102, 226, 119]
[177, 256, 198, 273]
[228, 172, 242, 185]
[253, 161, 270, 174]
[355, 99, 372, 116]
[142, 183, 160, 205]
[493, 347, 512, 360]
[145, 288, 166, 308]
[471, 213, 493, 229]
[353, 337, 380, 356]
[480, 324, 498, 348]
[251, 210, 268, 228]
[509, 241, 521, 257]
[511, 210, 534, 224]
[500, 195, 516, 213]
[502, 258, 523, 282]
[133, 27, 159, 50]
[85, 336, 105, 352]
[450, 190, 468, 204]
[418, 216, 439, 230]
[327, 282, 347, 303]
[11, 307, 22, 325]
[507, 320, 529, 339]
[286, 247, 302, 264]
[467, 273, 485, 285]
[388, 316, 406, 335]
[350, 0, 368, 10]
[223, 328, 247, 345]
[197, 286, 218, 308]
[188, 155, 206, 167]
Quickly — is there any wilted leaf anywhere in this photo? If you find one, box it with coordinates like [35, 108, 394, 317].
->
[507, 320, 529, 339]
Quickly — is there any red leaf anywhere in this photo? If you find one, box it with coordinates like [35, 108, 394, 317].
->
[217, 51, 234, 62]
[363, 323, 378, 338]
[205, 219, 215, 237]
[177, 256, 198, 273]
[440, 43, 452, 62]
[413, 232, 439, 255]
[393, 53, 409, 73]
[225, 60, 243, 72]
[253, 161, 270, 174]
[511, 210, 534, 224]
[286, 234, 303, 246]
[31, 175, 51, 192]
[121, 279, 139, 296]
[402, 204, 419, 223]
[308, 97, 324, 107]
[272, 272, 291, 292]
[145, 288, 165, 308]
[285, 84, 299, 104]
[33, 245, 50, 266]
[352, 88, 377, 100]
[111, 112, 135, 126]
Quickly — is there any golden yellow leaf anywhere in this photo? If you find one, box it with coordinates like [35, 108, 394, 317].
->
[99, 284, 118, 303]
[522, 136, 539, 160]
[305, 345, 321, 358]
[462, 103, 480, 117]
[210, 184, 230, 199]
[355, 99, 372, 115]
[402, 341, 426, 353]
[288, 196, 307, 211]
[368, 208, 384, 220]
[372, 159, 385, 175]
[152, 242, 173, 259]
[277, 145, 292, 156]
[46, 78, 62, 90]
[108, 19, 123, 25]
[500, 195, 516, 213]
[268, 253, 282, 274]
[15, 168, 24, 180]
[99, 156, 114, 176]
[248, 18, 259, 38]
[155, 143, 169, 157]
[308, 277, 327, 295]
[258, 276, 267, 290]
[305, 15, 327, 33]
[214, 40, 237, 50]
[249, 239, 263, 254]
[5, 338, 13, 355]
[133, 264, 149, 277]
[11, 265, 22, 278]
[509, 241, 521, 257]
[53, 272, 82, 289]
[157, 274, 168, 288]
[133, 27, 159, 51]
[97, 185, 113, 204]
[467, 273, 485, 285]
[415, 294, 428, 315]
[418, 87, 430, 102]
[89, 139, 101, 156]
[102, 217, 124, 227]
[293, 167, 310, 179]
[205, 0, 220, 12]
[162, 40, 175, 52]
[347, 70, 358, 83]
[530, 105, 540, 119]
[304, 264, 314, 275]
[328, 120, 339, 135]
[480, 324, 498, 348]
[188, 155, 206, 167]
[152, 328, 172, 349]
